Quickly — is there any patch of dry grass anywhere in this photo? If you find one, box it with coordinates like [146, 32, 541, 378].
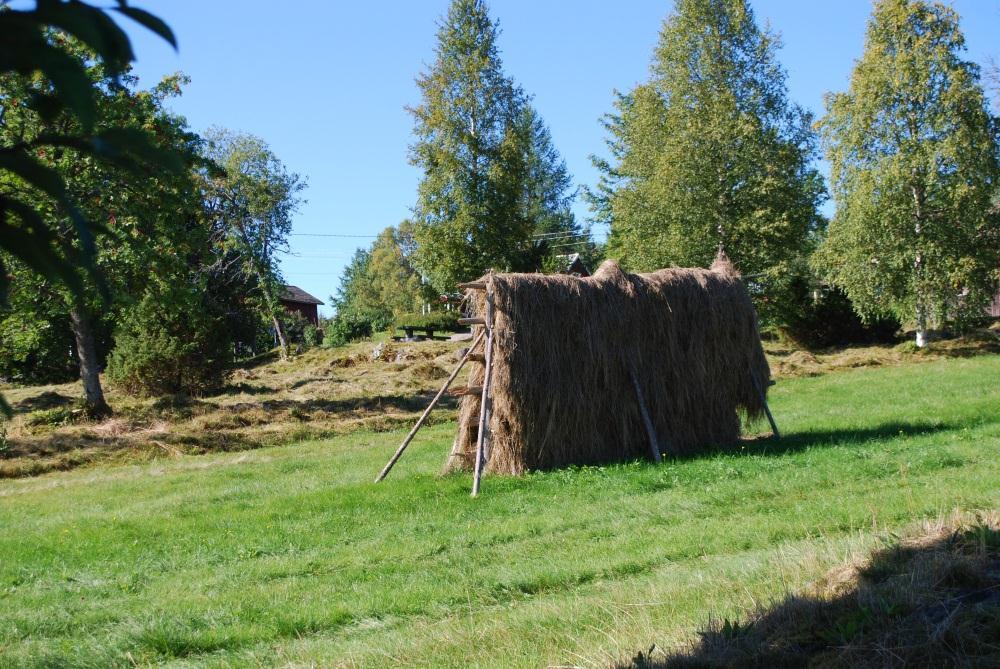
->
[764, 326, 999, 377]
[0, 339, 462, 478]
[1, 327, 996, 479]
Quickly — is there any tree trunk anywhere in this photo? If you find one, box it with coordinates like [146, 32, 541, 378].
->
[915, 301, 929, 348]
[271, 312, 290, 360]
[68, 304, 111, 416]
[911, 181, 928, 348]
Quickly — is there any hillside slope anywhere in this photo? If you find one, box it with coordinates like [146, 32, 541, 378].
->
[0, 356, 997, 667]
[2, 331, 996, 478]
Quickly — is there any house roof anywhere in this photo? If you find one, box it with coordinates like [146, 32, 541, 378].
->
[281, 285, 324, 305]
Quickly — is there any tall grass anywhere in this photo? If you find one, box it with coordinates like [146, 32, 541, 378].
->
[0, 356, 997, 668]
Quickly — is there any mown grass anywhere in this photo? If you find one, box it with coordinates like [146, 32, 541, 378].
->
[0, 356, 997, 668]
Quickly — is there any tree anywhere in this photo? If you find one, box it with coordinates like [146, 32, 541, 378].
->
[589, 0, 824, 322]
[202, 129, 305, 360]
[326, 222, 437, 346]
[517, 106, 597, 269]
[105, 282, 229, 396]
[366, 221, 436, 316]
[408, 0, 580, 291]
[0, 1, 179, 303]
[1, 41, 202, 414]
[817, 0, 1000, 346]
[0, 1, 178, 414]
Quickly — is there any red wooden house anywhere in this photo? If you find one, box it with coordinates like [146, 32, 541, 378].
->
[280, 285, 324, 325]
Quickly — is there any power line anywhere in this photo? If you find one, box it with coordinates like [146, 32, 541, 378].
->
[289, 233, 378, 238]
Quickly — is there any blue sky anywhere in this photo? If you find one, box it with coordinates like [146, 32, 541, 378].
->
[123, 1, 1000, 317]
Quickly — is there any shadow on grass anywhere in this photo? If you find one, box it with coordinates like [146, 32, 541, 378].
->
[624, 514, 1000, 669]
[12, 391, 75, 414]
[741, 420, 964, 458]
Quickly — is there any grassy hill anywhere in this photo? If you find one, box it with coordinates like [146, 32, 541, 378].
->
[2, 331, 996, 478]
[1, 355, 997, 667]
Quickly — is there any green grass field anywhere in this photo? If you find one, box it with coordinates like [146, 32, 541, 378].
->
[1, 356, 998, 668]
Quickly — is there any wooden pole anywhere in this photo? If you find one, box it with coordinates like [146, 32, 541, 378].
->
[375, 330, 485, 482]
[472, 284, 495, 497]
[749, 370, 780, 439]
[629, 368, 662, 463]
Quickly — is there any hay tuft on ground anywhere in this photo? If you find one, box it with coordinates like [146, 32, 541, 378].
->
[447, 255, 771, 474]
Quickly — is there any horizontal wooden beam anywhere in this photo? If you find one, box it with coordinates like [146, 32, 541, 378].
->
[457, 281, 486, 290]
[458, 317, 486, 326]
[449, 385, 484, 397]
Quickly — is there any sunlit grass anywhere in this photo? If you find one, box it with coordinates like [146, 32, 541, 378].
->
[0, 356, 997, 668]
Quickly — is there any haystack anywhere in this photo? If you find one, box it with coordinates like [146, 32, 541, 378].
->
[445, 255, 771, 475]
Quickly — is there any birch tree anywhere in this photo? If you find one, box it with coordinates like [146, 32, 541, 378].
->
[818, 0, 1000, 346]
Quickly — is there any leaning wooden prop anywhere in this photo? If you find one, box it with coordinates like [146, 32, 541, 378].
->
[377, 252, 778, 496]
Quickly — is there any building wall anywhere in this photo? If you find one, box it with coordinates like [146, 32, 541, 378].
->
[280, 301, 319, 325]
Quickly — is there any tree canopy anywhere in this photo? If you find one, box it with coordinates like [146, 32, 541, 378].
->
[408, 0, 582, 292]
[590, 0, 825, 322]
[817, 0, 1000, 345]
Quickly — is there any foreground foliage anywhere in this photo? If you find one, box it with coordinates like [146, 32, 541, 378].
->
[0, 356, 996, 667]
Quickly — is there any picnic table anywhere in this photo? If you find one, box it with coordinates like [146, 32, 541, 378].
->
[394, 325, 451, 341]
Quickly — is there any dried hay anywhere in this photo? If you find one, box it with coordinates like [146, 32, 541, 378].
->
[447, 255, 770, 474]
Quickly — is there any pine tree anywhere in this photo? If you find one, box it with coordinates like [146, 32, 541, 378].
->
[409, 0, 579, 291]
[818, 0, 999, 346]
[591, 0, 823, 318]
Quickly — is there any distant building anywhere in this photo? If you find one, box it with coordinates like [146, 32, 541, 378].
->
[280, 285, 324, 325]
[989, 281, 1000, 318]
[557, 253, 591, 277]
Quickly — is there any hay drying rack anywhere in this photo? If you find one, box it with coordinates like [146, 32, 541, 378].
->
[375, 276, 780, 497]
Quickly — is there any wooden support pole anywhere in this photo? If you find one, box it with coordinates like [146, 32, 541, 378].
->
[457, 281, 486, 291]
[472, 286, 495, 497]
[629, 368, 662, 463]
[750, 370, 780, 439]
[375, 330, 485, 482]
[458, 317, 486, 326]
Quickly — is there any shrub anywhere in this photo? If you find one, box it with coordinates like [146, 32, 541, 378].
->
[302, 323, 322, 348]
[778, 275, 900, 349]
[392, 310, 462, 333]
[106, 287, 231, 396]
[324, 307, 393, 348]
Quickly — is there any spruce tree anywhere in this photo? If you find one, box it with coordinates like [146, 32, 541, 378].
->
[817, 0, 1000, 346]
[591, 0, 823, 319]
[409, 0, 578, 290]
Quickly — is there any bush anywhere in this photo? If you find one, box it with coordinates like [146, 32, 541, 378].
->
[392, 310, 462, 333]
[302, 323, 322, 348]
[780, 284, 900, 349]
[106, 287, 231, 396]
[324, 307, 393, 348]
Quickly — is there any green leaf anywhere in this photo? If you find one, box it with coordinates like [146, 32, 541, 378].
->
[32, 1, 135, 69]
[113, 6, 177, 50]
[0, 152, 68, 203]
[0, 197, 85, 297]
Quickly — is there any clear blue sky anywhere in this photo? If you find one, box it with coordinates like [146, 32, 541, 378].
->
[123, 1, 1000, 317]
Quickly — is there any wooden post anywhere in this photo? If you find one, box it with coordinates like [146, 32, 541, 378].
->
[750, 369, 780, 439]
[472, 282, 495, 497]
[629, 368, 662, 463]
[375, 330, 485, 482]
